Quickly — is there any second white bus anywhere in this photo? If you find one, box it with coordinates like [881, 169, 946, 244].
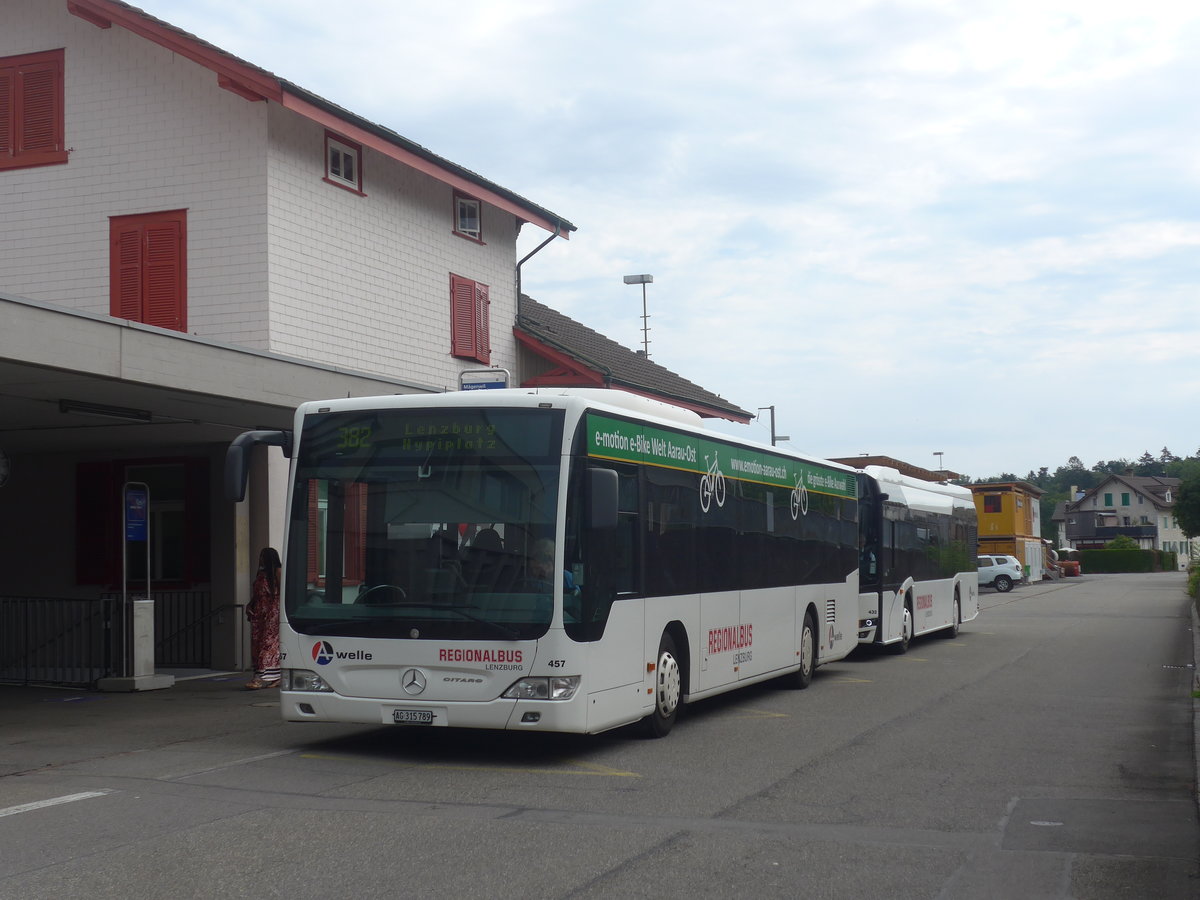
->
[856, 466, 979, 651]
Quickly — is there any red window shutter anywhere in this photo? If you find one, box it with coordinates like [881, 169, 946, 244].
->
[17, 60, 62, 154]
[184, 458, 211, 584]
[475, 282, 490, 364]
[144, 221, 184, 331]
[109, 211, 186, 331]
[344, 482, 367, 584]
[0, 67, 12, 158]
[0, 50, 66, 169]
[112, 227, 143, 320]
[450, 274, 477, 359]
[75, 461, 119, 585]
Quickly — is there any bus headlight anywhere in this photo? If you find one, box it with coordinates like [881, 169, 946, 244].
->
[502, 676, 580, 701]
[285, 669, 334, 692]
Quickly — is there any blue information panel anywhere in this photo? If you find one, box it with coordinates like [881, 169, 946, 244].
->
[125, 487, 149, 542]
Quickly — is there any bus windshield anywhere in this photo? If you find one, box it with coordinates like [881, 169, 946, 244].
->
[285, 406, 565, 641]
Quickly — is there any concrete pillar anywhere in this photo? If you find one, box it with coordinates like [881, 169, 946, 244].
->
[97, 600, 175, 691]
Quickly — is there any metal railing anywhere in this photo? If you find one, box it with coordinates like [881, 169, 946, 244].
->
[1, 591, 230, 686]
[150, 591, 214, 667]
[0, 596, 116, 686]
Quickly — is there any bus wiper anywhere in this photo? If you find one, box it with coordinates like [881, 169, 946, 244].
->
[441, 604, 521, 641]
[289, 619, 369, 635]
[359, 601, 521, 641]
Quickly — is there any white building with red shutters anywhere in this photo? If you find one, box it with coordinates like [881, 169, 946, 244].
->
[0, 0, 576, 683]
[0, 0, 754, 687]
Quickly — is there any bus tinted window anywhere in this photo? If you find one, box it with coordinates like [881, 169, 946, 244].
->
[566, 414, 859, 641]
[286, 408, 564, 641]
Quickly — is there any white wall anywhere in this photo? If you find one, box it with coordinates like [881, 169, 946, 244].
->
[264, 105, 521, 387]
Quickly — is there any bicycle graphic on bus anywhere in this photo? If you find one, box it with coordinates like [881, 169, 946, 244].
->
[699, 452, 726, 513]
[790, 473, 809, 520]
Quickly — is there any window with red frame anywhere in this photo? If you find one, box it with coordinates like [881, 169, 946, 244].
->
[110, 210, 187, 332]
[74, 458, 210, 586]
[450, 274, 490, 364]
[0, 49, 68, 171]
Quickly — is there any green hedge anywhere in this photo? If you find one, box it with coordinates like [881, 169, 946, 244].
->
[1080, 549, 1174, 573]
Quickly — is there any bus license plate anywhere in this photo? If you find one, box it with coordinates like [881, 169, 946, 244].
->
[393, 709, 434, 725]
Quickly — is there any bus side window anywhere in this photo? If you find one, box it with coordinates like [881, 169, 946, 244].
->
[565, 461, 640, 642]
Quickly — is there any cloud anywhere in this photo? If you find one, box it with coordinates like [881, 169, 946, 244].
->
[138, 0, 1200, 477]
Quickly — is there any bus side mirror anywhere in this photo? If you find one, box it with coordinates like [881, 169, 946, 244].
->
[587, 468, 619, 530]
[224, 430, 292, 502]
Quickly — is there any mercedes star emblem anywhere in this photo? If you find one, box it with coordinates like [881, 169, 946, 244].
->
[401, 668, 427, 695]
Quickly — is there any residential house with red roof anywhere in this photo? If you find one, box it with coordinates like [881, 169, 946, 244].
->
[1055, 475, 1193, 570]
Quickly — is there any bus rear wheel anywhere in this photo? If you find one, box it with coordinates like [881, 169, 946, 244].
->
[641, 633, 682, 738]
[944, 591, 961, 638]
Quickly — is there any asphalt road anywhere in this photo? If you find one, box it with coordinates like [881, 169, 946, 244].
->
[1, 573, 1196, 899]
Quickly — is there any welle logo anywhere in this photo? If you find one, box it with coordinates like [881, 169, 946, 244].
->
[310, 641, 374, 665]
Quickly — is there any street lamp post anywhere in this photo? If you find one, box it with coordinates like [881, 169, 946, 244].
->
[622, 274, 653, 357]
[757, 406, 790, 446]
[933, 451, 945, 471]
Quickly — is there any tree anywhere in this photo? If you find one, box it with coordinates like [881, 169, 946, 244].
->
[1160, 447, 1181, 464]
[1175, 476, 1200, 539]
[1092, 458, 1131, 476]
[1104, 535, 1139, 550]
[1134, 451, 1157, 475]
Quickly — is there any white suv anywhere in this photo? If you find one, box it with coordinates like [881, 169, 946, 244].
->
[978, 555, 1023, 592]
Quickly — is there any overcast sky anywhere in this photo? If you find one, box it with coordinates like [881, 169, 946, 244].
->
[137, 0, 1199, 479]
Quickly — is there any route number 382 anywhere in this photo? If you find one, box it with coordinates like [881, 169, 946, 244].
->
[338, 427, 372, 450]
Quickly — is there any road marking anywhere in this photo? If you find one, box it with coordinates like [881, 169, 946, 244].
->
[0, 790, 112, 819]
[160, 749, 294, 781]
[830, 676, 873, 684]
[735, 707, 789, 719]
[299, 752, 640, 778]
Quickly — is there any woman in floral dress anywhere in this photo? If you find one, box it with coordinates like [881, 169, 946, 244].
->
[245, 547, 282, 689]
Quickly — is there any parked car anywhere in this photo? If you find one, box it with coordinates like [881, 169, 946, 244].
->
[978, 554, 1023, 592]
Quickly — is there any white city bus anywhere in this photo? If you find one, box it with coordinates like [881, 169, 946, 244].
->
[855, 466, 979, 651]
[227, 388, 864, 737]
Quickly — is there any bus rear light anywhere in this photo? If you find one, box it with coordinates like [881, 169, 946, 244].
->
[647, 663, 656, 672]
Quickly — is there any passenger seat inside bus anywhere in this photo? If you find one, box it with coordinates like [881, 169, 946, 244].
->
[463, 528, 518, 594]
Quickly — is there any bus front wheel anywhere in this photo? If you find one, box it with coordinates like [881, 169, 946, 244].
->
[783, 610, 816, 689]
[641, 633, 682, 738]
[890, 602, 912, 654]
